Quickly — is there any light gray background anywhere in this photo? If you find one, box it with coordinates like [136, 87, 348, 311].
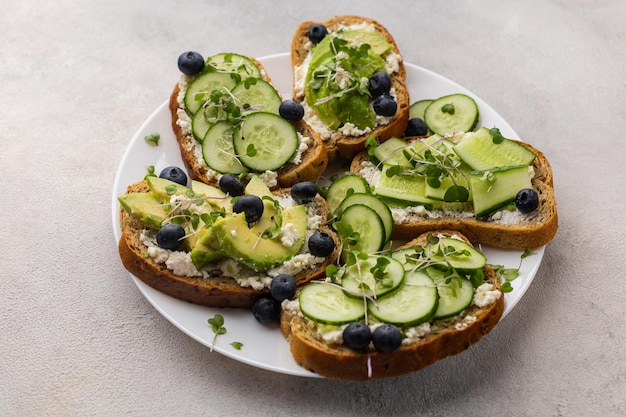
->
[2, 0, 625, 416]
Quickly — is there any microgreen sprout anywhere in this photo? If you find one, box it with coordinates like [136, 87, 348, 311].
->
[490, 248, 534, 293]
[207, 314, 226, 352]
[144, 132, 160, 146]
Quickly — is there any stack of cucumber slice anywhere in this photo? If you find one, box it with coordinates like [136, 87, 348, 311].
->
[324, 174, 393, 256]
[299, 236, 486, 327]
[183, 53, 300, 174]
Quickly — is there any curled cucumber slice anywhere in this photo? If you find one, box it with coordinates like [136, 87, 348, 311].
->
[299, 283, 365, 325]
[202, 121, 246, 174]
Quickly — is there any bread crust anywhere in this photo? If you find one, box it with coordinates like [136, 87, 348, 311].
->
[169, 57, 329, 189]
[290, 15, 409, 161]
[349, 140, 558, 249]
[117, 181, 341, 308]
[280, 231, 505, 381]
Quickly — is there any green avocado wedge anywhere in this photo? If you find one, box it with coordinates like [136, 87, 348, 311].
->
[210, 205, 307, 270]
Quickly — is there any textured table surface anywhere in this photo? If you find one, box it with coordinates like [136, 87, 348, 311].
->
[2, 1, 625, 416]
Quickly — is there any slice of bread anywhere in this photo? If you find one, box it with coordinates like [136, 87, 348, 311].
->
[117, 180, 341, 308]
[279, 231, 505, 381]
[291, 15, 410, 161]
[169, 56, 328, 189]
[349, 140, 558, 249]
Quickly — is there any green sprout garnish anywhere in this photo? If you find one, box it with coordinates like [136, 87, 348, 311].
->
[144, 132, 160, 146]
[208, 314, 227, 352]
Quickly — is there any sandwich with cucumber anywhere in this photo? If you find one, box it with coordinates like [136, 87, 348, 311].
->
[290, 15, 410, 161]
[279, 230, 505, 381]
[348, 122, 558, 250]
[169, 51, 328, 190]
[117, 170, 340, 308]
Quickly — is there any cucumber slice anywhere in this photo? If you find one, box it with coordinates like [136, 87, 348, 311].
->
[470, 165, 533, 218]
[299, 283, 365, 325]
[205, 53, 262, 79]
[424, 94, 479, 136]
[372, 137, 411, 167]
[202, 121, 246, 174]
[401, 134, 442, 163]
[390, 248, 418, 270]
[184, 72, 237, 115]
[191, 108, 216, 142]
[337, 204, 386, 254]
[231, 79, 282, 115]
[374, 165, 435, 208]
[336, 193, 393, 243]
[453, 127, 537, 170]
[234, 112, 299, 172]
[325, 174, 369, 214]
[409, 99, 433, 120]
[427, 268, 474, 319]
[367, 269, 438, 327]
[428, 237, 486, 271]
[341, 256, 405, 299]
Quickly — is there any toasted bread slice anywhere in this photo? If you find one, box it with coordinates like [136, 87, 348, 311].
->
[169, 56, 328, 189]
[291, 15, 409, 161]
[349, 140, 558, 249]
[280, 231, 505, 381]
[118, 180, 340, 308]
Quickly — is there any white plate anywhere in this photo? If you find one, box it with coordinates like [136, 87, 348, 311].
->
[112, 53, 544, 378]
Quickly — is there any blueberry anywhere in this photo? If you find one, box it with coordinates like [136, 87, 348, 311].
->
[279, 99, 305, 121]
[159, 166, 188, 186]
[308, 232, 335, 257]
[342, 322, 372, 350]
[252, 297, 281, 324]
[307, 24, 328, 44]
[233, 195, 264, 224]
[368, 71, 392, 98]
[373, 94, 397, 117]
[372, 324, 402, 353]
[290, 181, 318, 204]
[156, 223, 186, 250]
[404, 118, 428, 137]
[177, 51, 205, 75]
[218, 174, 244, 196]
[270, 274, 297, 302]
[515, 188, 539, 213]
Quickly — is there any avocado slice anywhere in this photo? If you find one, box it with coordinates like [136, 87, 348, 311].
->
[191, 180, 231, 212]
[146, 176, 191, 203]
[189, 227, 224, 269]
[118, 192, 169, 229]
[211, 205, 307, 270]
[244, 176, 282, 237]
[305, 28, 389, 130]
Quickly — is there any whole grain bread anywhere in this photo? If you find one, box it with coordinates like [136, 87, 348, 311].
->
[349, 140, 558, 249]
[290, 15, 410, 161]
[118, 180, 341, 308]
[169, 57, 328, 189]
[279, 231, 505, 381]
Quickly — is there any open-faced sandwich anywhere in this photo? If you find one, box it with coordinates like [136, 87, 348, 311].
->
[279, 230, 504, 381]
[348, 124, 558, 249]
[291, 15, 410, 161]
[118, 170, 340, 308]
[169, 51, 328, 189]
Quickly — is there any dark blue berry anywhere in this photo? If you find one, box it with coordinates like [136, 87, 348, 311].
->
[404, 118, 428, 137]
[342, 322, 372, 350]
[290, 181, 318, 204]
[372, 324, 402, 353]
[308, 232, 335, 257]
[252, 297, 281, 324]
[307, 24, 328, 44]
[159, 166, 188, 186]
[270, 274, 297, 302]
[373, 94, 397, 117]
[279, 99, 305, 121]
[156, 223, 186, 250]
[368, 71, 392, 98]
[515, 188, 539, 213]
[177, 51, 205, 75]
[218, 174, 244, 196]
[233, 195, 264, 224]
